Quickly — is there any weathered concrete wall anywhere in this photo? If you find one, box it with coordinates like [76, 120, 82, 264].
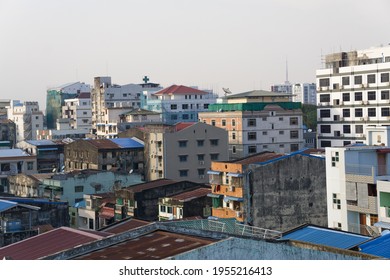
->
[170, 237, 371, 260]
[248, 154, 327, 231]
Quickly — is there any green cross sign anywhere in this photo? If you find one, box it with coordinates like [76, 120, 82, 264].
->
[143, 76, 149, 83]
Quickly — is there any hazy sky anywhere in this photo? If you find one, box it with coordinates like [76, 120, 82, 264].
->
[1, 0, 390, 110]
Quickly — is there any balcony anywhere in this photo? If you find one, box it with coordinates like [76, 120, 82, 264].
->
[345, 164, 390, 184]
[212, 184, 243, 197]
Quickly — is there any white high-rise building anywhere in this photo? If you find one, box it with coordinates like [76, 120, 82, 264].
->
[61, 92, 92, 131]
[292, 83, 316, 105]
[7, 101, 44, 141]
[317, 45, 390, 148]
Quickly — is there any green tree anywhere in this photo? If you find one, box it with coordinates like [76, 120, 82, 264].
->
[301, 104, 317, 130]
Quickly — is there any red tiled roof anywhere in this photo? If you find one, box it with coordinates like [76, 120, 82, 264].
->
[169, 187, 211, 202]
[99, 207, 115, 219]
[0, 227, 105, 260]
[154, 85, 208, 95]
[175, 122, 196, 131]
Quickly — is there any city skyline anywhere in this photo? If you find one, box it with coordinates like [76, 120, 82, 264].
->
[1, 0, 390, 110]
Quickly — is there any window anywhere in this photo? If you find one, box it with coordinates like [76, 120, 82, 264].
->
[343, 125, 351, 134]
[382, 107, 390, 117]
[367, 74, 376, 84]
[355, 125, 363, 134]
[290, 130, 299, 139]
[279, 117, 283, 121]
[354, 75, 362, 85]
[179, 170, 188, 177]
[197, 154, 204, 161]
[27, 162, 34, 170]
[171, 114, 177, 120]
[197, 140, 204, 147]
[160, 205, 166, 213]
[210, 139, 219, 146]
[211, 120, 216, 126]
[342, 93, 350, 102]
[381, 90, 390, 100]
[319, 78, 330, 87]
[290, 117, 298, 125]
[331, 151, 339, 167]
[319, 94, 330, 102]
[75, 185, 84, 192]
[247, 119, 256, 127]
[279, 144, 284, 148]
[248, 146, 257, 154]
[320, 125, 331, 133]
[342, 76, 350, 85]
[290, 144, 299, 152]
[319, 110, 330, 118]
[279, 130, 284, 135]
[182, 104, 188, 110]
[182, 114, 189, 120]
[232, 119, 236, 126]
[333, 193, 341, 209]
[368, 108, 376, 117]
[167, 206, 173, 214]
[178, 140, 187, 147]
[355, 108, 363, 117]
[381, 73, 390, 83]
[232, 132, 236, 140]
[170, 104, 177, 110]
[342, 109, 350, 117]
[179, 155, 188, 162]
[198, 169, 205, 176]
[248, 132, 257, 140]
[210, 153, 219, 160]
[262, 131, 267, 135]
[319, 141, 331, 149]
[203, 104, 209, 109]
[222, 119, 226, 126]
[367, 91, 376, 100]
[232, 146, 236, 153]
[354, 92, 362, 101]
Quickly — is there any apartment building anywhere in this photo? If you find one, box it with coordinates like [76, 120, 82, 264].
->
[125, 122, 228, 183]
[61, 92, 92, 131]
[0, 119, 16, 148]
[208, 150, 327, 231]
[199, 98, 304, 159]
[317, 45, 390, 148]
[325, 145, 390, 236]
[91, 76, 161, 138]
[46, 82, 91, 129]
[64, 138, 144, 176]
[0, 149, 37, 193]
[7, 101, 44, 141]
[145, 84, 217, 124]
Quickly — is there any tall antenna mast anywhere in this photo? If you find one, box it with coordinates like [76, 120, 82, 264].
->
[285, 58, 289, 84]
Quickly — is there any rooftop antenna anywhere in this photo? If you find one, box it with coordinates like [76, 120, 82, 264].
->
[285, 58, 290, 85]
[222, 88, 232, 97]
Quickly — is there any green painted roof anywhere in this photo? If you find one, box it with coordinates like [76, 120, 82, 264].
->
[208, 102, 301, 112]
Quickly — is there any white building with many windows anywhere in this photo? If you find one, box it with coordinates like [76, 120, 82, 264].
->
[61, 92, 92, 131]
[317, 45, 390, 148]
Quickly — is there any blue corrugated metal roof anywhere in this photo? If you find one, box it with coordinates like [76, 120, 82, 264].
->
[0, 200, 17, 212]
[27, 140, 56, 146]
[0, 149, 31, 157]
[359, 231, 390, 259]
[280, 225, 371, 249]
[109, 138, 144, 149]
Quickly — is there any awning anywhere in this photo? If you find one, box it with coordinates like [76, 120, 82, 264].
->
[207, 170, 221, 175]
[207, 193, 223, 198]
[227, 172, 243, 178]
[374, 221, 390, 229]
[224, 196, 244, 202]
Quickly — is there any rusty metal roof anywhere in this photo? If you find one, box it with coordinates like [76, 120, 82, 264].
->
[74, 230, 215, 260]
[169, 187, 211, 202]
[86, 139, 121, 149]
[122, 179, 177, 193]
[100, 218, 151, 234]
[233, 151, 284, 165]
[0, 227, 106, 260]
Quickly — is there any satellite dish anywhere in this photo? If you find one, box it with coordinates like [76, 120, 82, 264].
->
[222, 88, 232, 96]
[129, 169, 133, 174]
